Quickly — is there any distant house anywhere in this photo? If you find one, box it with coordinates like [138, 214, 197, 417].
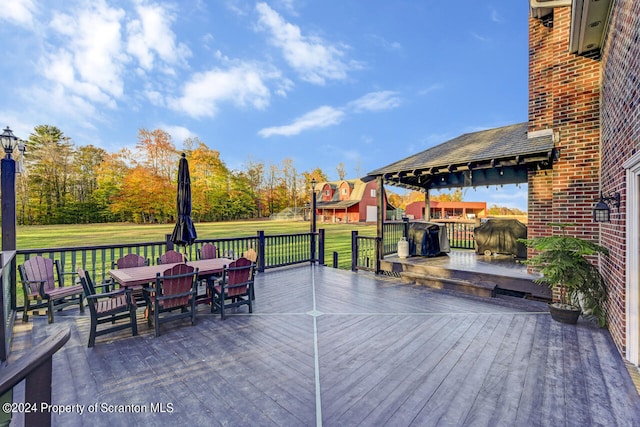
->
[314, 179, 394, 223]
[405, 201, 487, 220]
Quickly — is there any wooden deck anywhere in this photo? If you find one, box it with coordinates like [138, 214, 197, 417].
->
[381, 250, 552, 300]
[8, 264, 640, 426]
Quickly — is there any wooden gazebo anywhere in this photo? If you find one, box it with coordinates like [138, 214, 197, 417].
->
[364, 122, 556, 271]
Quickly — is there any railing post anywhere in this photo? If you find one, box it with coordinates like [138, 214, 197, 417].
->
[403, 216, 410, 238]
[0, 252, 14, 362]
[257, 231, 265, 273]
[376, 237, 382, 273]
[375, 175, 384, 275]
[351, 230, 358, 272]
[310, 232, 316, 264]
[25, 357, 53, 427]
[318, 229, 325, 266]
[2, 156, 17, 253]
[1, 153, 18, 321]
[333, 251, 338, 268]
[310, 180, 317, 264]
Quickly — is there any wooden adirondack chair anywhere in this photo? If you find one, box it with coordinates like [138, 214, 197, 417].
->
[115, 253, 148, 269]
[198, 243, 217, 260]
[157, 250, 187, 265]
[243, 248, 257, 263]
[112, 253, 149, 303]
[143, 264, 198, 337]
[210, 257, 255, 319]
[18, 256, 84, 323]
[194, 243, 219, 305]
[77, 269, 138, 348]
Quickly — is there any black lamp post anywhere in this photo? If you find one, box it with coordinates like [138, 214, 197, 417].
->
[1, 126, 25, 251]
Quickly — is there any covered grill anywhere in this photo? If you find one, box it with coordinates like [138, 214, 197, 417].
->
[474, 218, 527, 258]
[407, 222, 450, 257]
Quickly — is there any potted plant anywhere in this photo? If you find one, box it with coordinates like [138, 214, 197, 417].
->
[519, 223, 608, 326]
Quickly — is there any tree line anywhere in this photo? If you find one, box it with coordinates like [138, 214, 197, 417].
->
[14, 125, 329, 225]
[12, 125, 523, 226]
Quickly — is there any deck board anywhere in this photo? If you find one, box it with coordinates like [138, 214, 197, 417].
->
[7, 264, 640, 426]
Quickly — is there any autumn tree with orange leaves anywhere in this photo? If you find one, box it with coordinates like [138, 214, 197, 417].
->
[16, 125, 332, 225]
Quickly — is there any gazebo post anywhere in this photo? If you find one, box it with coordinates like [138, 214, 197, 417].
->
[424, 190, 431, 221]
[376, 175, 384, 274]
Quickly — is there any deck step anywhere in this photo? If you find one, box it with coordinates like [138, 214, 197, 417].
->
[400, 272, 497, 298]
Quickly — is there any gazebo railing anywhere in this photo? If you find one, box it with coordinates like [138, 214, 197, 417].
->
[431, 219, 476, 250]
[351, 220, 478, 271]
[351, 232, 379, 272]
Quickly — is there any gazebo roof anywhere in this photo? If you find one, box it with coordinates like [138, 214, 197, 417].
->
[366, 122, 555, 191]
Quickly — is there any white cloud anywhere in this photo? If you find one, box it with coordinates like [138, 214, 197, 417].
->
[348, 91, 401, 113]
[126, 1, 191, 72]
[35, 0, 192, 120]
[418, 83, 444, 96]
[471, 32, 490, 42]
[169, 63, 274, 118]
[46, 1, 127, 106]
[21, 85, 101, 131]
[258, 106, 345, 137]
[144, 89, 164, 106]
[259, 90, 401, 137]
[255, 2, 359, 85]
[0, 111, 36, 141]
[491, 9, 503, 23]
[274, 0, 297, 15]
[0, 0, 36, 28]
[368, 34, 402, 52]
[159, 124, 194, 145]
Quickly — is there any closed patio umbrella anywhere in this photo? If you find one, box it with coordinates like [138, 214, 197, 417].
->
[171, 153, 197, 246]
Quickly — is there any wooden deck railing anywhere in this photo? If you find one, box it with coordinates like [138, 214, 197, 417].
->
[0, 252, 16, 363]
[13, 230, 324, 309]
[0, 327, 70, 427]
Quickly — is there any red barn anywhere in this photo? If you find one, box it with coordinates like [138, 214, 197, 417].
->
[314, 179, 394, 223]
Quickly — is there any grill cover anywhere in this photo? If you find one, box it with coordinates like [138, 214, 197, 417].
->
[408, 222, 442, 257]
[474, 219, 527, 258]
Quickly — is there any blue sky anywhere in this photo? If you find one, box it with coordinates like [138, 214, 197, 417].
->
[0, 0, 530, 211]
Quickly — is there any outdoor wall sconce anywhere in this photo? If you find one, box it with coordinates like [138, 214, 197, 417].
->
[593, 191, 620, 222]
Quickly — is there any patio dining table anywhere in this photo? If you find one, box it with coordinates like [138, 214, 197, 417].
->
[108, 258, 233, 289]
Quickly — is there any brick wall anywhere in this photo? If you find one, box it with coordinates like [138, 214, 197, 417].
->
[528, 8, 601, 241]
[599, 0, 640, 353]
[528, 7, 604, 325]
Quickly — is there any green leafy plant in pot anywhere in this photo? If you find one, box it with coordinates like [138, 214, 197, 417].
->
[519, 223, 608, 327]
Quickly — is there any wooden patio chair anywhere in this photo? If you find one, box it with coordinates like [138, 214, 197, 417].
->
[143, 264, 198, 337]
[197, 243, 217, 260]
[210, 257, 255, 320]
[194, 243, 219, 306]
[77, 269, 138, 348]
[112, 253, 149, 303]
[157, 249, 187, 265]
[18, 256, 84, 323]
[243, 248, 257, 263]
[115, 253, 149, 269]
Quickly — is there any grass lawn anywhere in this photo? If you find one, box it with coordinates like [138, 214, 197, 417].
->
[16, 220, 377, 270]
